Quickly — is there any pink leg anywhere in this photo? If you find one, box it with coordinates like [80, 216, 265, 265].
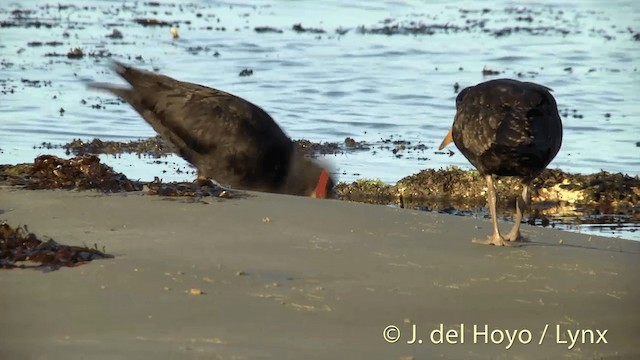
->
[505, 182, 530, 242]
[473, 175, 512, 246]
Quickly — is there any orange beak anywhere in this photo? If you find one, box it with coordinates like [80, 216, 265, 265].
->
[438, 129, 454, 150]
[312, 169, 331, 198]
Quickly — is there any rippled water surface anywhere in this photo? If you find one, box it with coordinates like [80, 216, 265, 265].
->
[1, 0, 639, 239]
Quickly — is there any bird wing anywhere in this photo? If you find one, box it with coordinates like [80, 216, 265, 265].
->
[454, 79, 547, 156]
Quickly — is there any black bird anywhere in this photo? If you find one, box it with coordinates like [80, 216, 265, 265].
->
[439, 79, 562, 246]
[90, 61, 334, 198]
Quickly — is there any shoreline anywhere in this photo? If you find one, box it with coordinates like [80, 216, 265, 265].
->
[2, 151, 639, 241]
[1, 187, 639, 359]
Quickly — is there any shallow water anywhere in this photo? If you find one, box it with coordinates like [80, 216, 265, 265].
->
[1, 0, 639, 239]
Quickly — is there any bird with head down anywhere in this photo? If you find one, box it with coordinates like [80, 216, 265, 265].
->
[90, 61, 334, 198]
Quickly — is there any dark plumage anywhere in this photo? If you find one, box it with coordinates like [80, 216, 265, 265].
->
[90, 61, 334, 198]
[439, 79, 563, 246]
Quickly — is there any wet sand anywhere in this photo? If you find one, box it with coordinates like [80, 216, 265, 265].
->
[1, 187, 639, 359]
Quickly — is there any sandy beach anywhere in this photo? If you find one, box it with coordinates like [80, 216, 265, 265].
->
[1, 186, 638, 359]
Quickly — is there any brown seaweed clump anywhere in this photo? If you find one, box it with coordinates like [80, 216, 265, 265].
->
[534, 169, 640, 213]
[0, 154, 141, 192]
[336, 167, 640, 218]
[334, 178, 397, 205]
[0, 223, 113, 271]
[294, 139, 341, 156]
[0, 155, 241, 200]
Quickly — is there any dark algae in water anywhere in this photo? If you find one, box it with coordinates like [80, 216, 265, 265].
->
[61, 136, 175, 158]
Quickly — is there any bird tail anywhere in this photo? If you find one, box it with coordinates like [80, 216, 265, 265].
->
[86, 60, 154, 99]
[86, 81, 134, 101]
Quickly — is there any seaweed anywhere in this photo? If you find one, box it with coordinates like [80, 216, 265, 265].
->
[0, 223, 113, 271]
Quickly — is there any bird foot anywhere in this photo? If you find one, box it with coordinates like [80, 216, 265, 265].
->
[504, 231, 528, 243]
[504, 234, 524, 241]
[472, 234, 516, 247]
[193, 178, 233, 198]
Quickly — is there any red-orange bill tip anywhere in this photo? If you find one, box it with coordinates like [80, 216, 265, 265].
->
[313, 169, 331, 198]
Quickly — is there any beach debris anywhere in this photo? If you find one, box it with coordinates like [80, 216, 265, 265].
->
[143, 177, 243, 199]
[337, 167, 640, 221]
[0, 223, 113, 271]
[0, 154, 140, 192]
[0, 155, 244, 200]
[189, 288, 204, 295]
[262, 217, 271, 223]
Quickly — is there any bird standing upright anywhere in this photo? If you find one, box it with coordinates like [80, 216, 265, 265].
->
[439, 79, 563, 246]
[90, 61, 334, 198]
